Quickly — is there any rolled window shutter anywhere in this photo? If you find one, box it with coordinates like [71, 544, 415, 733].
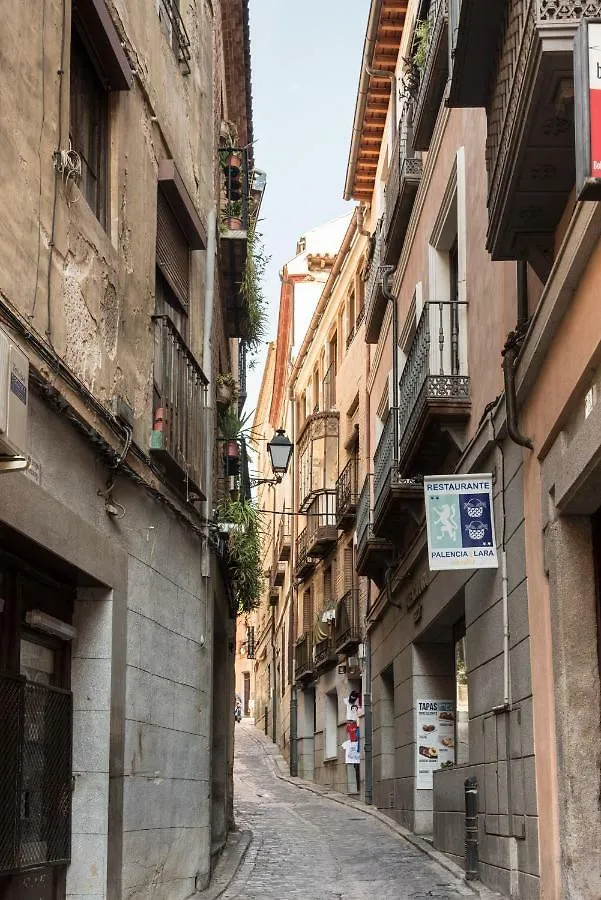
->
[156, 190, 189, 308]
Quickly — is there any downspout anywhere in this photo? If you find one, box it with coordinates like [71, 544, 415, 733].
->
[202, 208, 217, 572]
[289, 383, 298, 777]
[501, 262, 533, 450]
[363, 302, 373, 805]
[381, 266, 399, 449]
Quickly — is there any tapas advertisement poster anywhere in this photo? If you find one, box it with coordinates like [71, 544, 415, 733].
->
[416, 699, 456, 789]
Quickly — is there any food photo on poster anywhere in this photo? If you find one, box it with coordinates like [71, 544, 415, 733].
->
[416, 699, 456, 789]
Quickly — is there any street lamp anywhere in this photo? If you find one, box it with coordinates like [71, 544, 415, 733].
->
[251, 428, 293, 487]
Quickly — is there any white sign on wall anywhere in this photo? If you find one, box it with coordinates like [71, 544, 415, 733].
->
[416, 699, 456, 789]
[424, 474, 498, 571]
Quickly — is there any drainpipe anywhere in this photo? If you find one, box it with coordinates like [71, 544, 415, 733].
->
[289, 385, 298, 777]
[502, 261, 533, 450]
[365, 64, 397, 159]
[363, 586, 373, 805]
[501, 332, 533, 451]
[202, 208, 217, 573]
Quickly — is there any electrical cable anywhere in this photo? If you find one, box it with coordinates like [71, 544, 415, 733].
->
[31, 0, 47, 321]
[44, 0, 68, 348]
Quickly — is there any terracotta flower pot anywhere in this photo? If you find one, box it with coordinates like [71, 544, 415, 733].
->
[226, 439, 239, 458]
[226, 217, 243, 231]
[225, 152, 242, 169]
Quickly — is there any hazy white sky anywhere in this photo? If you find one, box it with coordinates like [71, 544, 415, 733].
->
[245, 0, 368, 413]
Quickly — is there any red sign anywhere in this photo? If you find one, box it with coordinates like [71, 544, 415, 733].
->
[588, 23, 601, 176]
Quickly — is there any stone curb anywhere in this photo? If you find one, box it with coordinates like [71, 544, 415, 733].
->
[245, 724, 506, 900]
[198, 828, 252, 899]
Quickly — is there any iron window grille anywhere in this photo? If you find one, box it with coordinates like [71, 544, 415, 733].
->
[0, 673, 72, 875]
[158, 0, 191, 74]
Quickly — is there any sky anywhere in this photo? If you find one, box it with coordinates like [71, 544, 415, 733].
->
[245, 0, 368, 413]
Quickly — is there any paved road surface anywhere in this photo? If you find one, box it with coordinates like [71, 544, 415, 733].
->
[222, 721, 476, 900]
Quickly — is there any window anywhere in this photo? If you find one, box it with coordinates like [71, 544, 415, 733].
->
[156, 0, 191, 73]
[70, 28, 108, 227]
[346, 288, 356, 349]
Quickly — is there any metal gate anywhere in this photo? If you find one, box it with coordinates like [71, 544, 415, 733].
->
[0, 672, 72, 875]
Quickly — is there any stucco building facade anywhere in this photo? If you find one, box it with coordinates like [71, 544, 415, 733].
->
[0, 1, 257, 898]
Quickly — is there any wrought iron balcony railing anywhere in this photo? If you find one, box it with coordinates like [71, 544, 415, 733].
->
[295, 526, 315, 578]
[314, 634, 337, 670]
[356, 475, 374, 558]
[336, 456, 359, 529]
[335, 589, 361, 654]
[412, 0, 449, 151]
[151, 315, 208, 498]
[295, 632, 314, 681]
[384, 105, 422, 263]
[275, 512, 292, 562]
[306, 491, 337, 558]
[397, 301, 470, 466]
[363, 217, 386, 343]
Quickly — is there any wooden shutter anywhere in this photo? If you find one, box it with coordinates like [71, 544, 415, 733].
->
[303, 588, 313, 635]
[156, 190, 189, 309]
[344, 545, 354, 592]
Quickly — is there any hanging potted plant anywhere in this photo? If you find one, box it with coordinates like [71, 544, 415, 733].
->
[216, 372, 239, 407]
[224, 200, 243, 231]
[218, 408, 255, 462]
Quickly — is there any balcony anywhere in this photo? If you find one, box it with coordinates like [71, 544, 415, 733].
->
[483, 0, 587, 279]
[399, 301, 470, 467]
[335, 589, 361, 655]
[272, 561, 286, 587]
[336, 456, 359, 530]
[314, 634, 337, 672]
[295, 633, 315, 682]
[218, 147, 250, 338]
[363, 218, 386, 344]
[306, 492, 337, 559]
[383, 107, 422, 264]
[297, 411, 339, 513]
[413, 0, 449, 152]
[355, 475, 393, 589]
[295, 527, 316, 579]
[276, 513, 292, 562]
[447, 0, 507, 108]
[373, 408, 424, 539]
[150, 316, 208, 499]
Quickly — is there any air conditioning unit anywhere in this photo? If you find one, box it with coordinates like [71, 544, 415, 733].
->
[0, 325, 29, 458]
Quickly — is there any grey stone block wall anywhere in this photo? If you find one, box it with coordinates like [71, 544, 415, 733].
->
[369, 439, 539, 896]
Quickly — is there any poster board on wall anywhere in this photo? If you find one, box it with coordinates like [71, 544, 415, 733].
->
[416, 699, 456, 789]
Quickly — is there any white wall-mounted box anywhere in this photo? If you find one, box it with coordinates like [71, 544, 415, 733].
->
[0, 325, 29, 457]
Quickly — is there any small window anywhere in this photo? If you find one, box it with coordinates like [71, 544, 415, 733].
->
[325, 691, 338, 759]
[70, 28, 108, 227]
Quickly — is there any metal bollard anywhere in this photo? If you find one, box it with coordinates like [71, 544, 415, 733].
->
[464, 775, 479, 881]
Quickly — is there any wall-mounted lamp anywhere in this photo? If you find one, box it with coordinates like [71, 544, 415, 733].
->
[250, 428, 293, 487]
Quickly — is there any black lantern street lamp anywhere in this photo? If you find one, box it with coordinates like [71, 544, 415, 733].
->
[251, 428, 293, 487]
[267, 428, 293, 477]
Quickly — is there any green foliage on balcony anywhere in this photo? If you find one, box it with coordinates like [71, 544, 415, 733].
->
[216, 498, 264, 614]
[241, 227, 269, 360]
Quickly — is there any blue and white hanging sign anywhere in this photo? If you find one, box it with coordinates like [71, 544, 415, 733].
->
[424, 474, 498, 571]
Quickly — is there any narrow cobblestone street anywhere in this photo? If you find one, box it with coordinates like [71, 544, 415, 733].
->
[220, 721, 478, 900]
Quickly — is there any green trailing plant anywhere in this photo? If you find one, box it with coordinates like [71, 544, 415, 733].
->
[241, 227, 269, 359]
[413, 19, 431, 73]
[216, 498, 264, 613]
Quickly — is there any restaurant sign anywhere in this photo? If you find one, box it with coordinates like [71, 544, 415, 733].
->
[424, 474, 498, 571]
[575, 19, 601, 199]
